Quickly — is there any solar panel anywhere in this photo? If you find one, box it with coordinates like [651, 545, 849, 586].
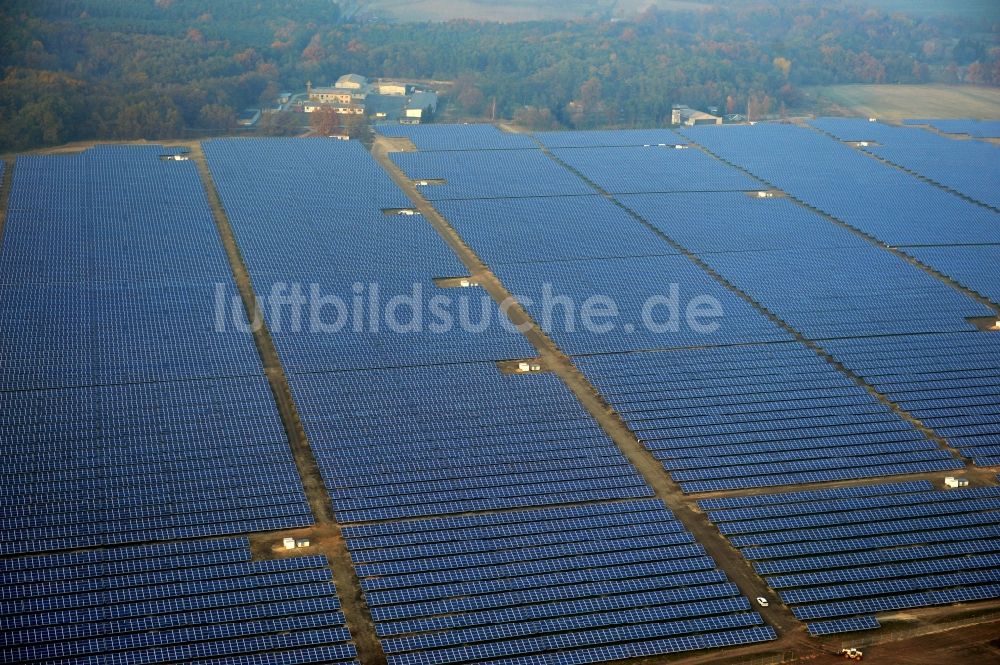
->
[806, 616, 880, 636]
[0, 146, 311, 554]
[681, 123, 1000, 246]
[702, 482, 1000, 633]
[812, 118, 1000, 212]
[2, 540, 357, 663]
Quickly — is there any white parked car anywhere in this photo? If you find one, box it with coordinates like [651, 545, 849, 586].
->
[756, 597, 769, 607]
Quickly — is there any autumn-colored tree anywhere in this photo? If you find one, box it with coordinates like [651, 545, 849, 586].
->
[513, 106, 560, 131]
[301, 34, 325, 63]
[197, 104, 236, 132]
[452, 75, 487, 115]
[309, 107, 340, 136]
[258, 112, 301, 136]
[965, 61, 984, 84]
[747, 92, 773, 122]
[773, 56, 792, 80]
[341, 113, 369, 139]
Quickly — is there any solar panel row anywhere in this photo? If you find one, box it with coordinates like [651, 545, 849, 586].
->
[902, 118, 1000, 139]
[432, 195, 676, 265]
[0, 146, 311, 555]
[534, 128, 686, 149]
[492, 254, 792, 355]
[576, 345, 952, 492]
[550, 145, 761, 194]
[901, 245, 1000, 307]
[820, 333, 1000, 467]
[391, 149, 596, 200]
[0, 538, 357, 664]
[806, 616, 880, 637]
[612, 190, 991, 339]
[205, 135, 777, 663]
[344, 501, 774, 665]
[700, 483, 1000, 626]
[204, 138, 534, 373]
[810, 118, 1000, 209]
[681, 123, 1000, 246]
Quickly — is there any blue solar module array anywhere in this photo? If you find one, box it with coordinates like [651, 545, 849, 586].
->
[550, 145, 761, 194]
[616, 192, 868, 254]
[902, 245, 1000, 306]
[0, 146, 262, 389]
[615, 191, 990, 338]
[0, 145, 310, 555]
[806, 616, 880, 636]
[701, 483, 1000, 627]
[342, 500, 776, 665]
[289, 362, 655, 523]
[0, 376, 312, 555]
[492, 254, 791, 355]
[204, 138, 533, 372]
[432, 195, 676, 265]
[811, 118, 1000, 209]
[201, 135, 781, 664]
[534, 128, 686, 149]
[376, 123, 538, 151]
[698, 481, 934, 510]
[391, 150, 596, 200]
[576, 345, 958, 493]
[0, 538, 358, 664]
[820, 333, 1000, 467]
[698, 246, 987, 338]
[681, 123, 1000, 246]
[903, 118, 1000, 138]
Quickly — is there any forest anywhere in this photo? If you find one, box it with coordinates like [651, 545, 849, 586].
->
[0, 0, 997, 151]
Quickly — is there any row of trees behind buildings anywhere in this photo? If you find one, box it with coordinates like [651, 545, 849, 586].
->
[1, 0, 997, 150]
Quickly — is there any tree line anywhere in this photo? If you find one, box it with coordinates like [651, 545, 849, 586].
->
[1, 0, 997, 150]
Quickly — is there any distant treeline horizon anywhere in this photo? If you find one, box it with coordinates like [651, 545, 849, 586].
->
[0, 0, 997, 151]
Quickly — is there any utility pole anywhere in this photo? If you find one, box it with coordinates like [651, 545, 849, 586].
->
[491, 97, 497, 122]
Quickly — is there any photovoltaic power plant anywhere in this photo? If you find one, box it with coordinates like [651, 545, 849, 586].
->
[0, 146, 311, 554]
[680, 123, 1000, 245]
[368, 118, 998, 654]
[0, 538, 358, 664]
[700, 482, 1000, 632]
[385, 122, 984, 498]
[203, 138, 533, 372]
[902, 118, 1000, 138]
[344, 501, 775, 664]
[810, 117, 1000, 209]
[202, 136, 779, 664]
[2, 115, 999, 664]
[577, 347, 960, 493]
[0, 146, 354, 662]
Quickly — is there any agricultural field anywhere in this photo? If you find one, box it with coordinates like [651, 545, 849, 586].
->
[808, 85, 1000, 121]
[864, 0, 1000, 20]
[2, 119, 1000, 664]
[365, 0, 710, 22]
[364, 0, 997, 22]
